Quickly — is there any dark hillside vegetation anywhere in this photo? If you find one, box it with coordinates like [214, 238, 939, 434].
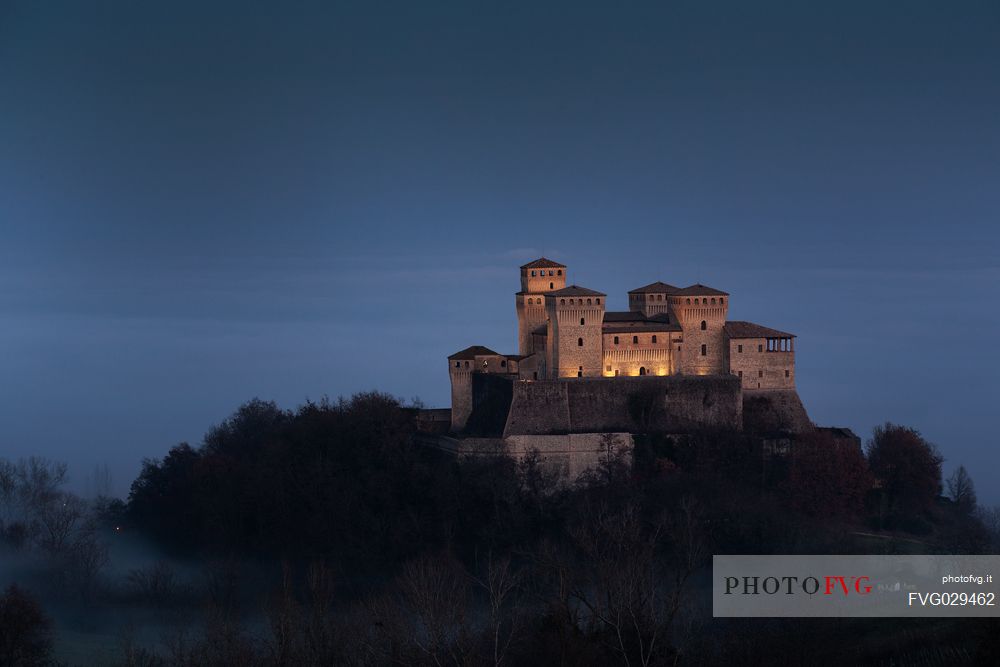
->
[2, 395, 998, 665]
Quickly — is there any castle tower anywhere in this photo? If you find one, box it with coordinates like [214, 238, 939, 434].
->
[516, 258, 566, 356]
[627, 281, 679, 318]
[447, 345, 499, 432]
[669, 285, 729, 375]
[544, 286, 606, 378]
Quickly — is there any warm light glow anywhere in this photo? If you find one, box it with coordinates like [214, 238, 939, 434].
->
[657, 368, 667, 376]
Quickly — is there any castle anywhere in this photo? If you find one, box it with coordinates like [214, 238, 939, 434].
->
[448, 257, 798, 434]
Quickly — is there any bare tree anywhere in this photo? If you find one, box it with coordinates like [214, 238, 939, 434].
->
[469, 553, 523, 667]
[35, 492, 86, 558]
[947, 466, 977, 514]
[568, 498, 706, 667]
[366, 554, 474, 666]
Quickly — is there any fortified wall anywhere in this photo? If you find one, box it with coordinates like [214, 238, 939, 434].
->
[503, 375, 742, 436]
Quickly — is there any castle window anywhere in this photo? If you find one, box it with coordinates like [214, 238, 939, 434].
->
[700, 320, 707, 330]
[758, 370, 763, 378]
[577, 337, 583, 346]
[614, 336, 619, 345]
[596, 298, 600, 304]
[464, 361, 469, 367]
[738, 344, 743, 353]
[455, 361, 460, 367]
[580, 318, 585, 325]
[785, 369, 790, 378]
[701, 344, 707, 356]
[711, 298, 716, 304]
[677, 345, 681, 351]
[531, 270, 536, 277]
[738, 371, 743, 378]
[758, 344, 763, 353]
[720, 298, 725, 305]
[548, 270, 554, 276]
[606, 364, 611, 372]
[501, 360, 507, 368]
[557, 270, 562, 275]
[577, 366, 583, 378]
[652, 335, 657, 343]
[550, 282, 554, 289]
[561, 299, 566, 305]
[587, 298, 592, 305]
[632, 335, 638, 344]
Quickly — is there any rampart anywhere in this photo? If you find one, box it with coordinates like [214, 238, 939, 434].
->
[501, 375, 742, 436]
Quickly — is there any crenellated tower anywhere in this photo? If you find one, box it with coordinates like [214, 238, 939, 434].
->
[545, 285, 606, 378]
[516, 258, 566, 356]
[669, 285, 729, 375]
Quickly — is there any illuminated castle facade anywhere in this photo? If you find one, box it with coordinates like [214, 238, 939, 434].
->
[448, 258, 797, 432]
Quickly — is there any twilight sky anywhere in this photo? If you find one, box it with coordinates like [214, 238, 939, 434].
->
[1, 1, 998, 501]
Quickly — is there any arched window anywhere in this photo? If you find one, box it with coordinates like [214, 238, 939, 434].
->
[686, 298, 691, 304]
[700, 320, 707, 330]
[614, 336, 619, 345]
[720, 298, 724, 304]
[455, 361, 460, 367]
[577, 337, 583, 346]
[531, 270, 536, 277]
[560, 299, 566, 305]
[548, 270, 554, 276]
[587, 298, 592, 305]
[639, 367, 646, 376]
[550, 282, 554, 289]
[557, 269, 562, 276]
[464, 361, 469, 367]
[701, 344, 707, 356]
[652, 335, 657, 343]
[580, 318, 585, 325]
[596, 298, 600, 304]
[632, 335, 638, 344]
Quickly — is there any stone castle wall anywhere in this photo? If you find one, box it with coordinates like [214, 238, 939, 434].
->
[503, 375, 742, 436]
[726, 338, 795, 390]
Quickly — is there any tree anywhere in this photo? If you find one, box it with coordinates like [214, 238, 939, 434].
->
[0, 585, 52, 667]
[946, 465, 977, 514]
[784, 431, 873, 518]
[866, 423, 943, 516]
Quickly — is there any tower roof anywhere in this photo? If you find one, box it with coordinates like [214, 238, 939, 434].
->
[520, 257, 566, 269]
[627, 281, 680, 294]
[674, 283, 729, 296]
[724, 321, 795, 339]
[448, 345, 500, 360]
[545, 284, 606, 297]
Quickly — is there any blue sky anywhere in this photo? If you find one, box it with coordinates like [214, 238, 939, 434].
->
[1, 1, 998, 501]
